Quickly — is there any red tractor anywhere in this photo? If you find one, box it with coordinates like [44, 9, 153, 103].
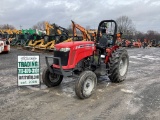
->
[42, 20, 129, 99]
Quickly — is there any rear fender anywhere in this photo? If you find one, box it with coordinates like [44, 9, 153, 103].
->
[105, 45, 119, 63]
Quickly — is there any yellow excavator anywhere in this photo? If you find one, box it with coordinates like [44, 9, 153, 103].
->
[0, 30, 4, 34]
[27, 22, 62, 51]
[36, 22, 71, 50]
[4, 29, 14, 42]
[47, 24, 73, 50]
[0, 30, 4, 38]
[11, 29, 22, 35]
[27, 34, 43, 47]
[35, 22, 59, 50]
[47, 20, 92, 47]
[35, 22, 53, 49]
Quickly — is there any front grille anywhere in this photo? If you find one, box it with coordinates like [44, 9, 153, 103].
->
[54, 51, 69, 66]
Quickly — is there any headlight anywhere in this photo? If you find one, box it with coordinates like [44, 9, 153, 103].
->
[60, 48, 70, 52]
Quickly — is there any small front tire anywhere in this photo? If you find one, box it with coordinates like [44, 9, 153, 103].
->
[75, 71, 97, 99]
[42, 66, 63, 87]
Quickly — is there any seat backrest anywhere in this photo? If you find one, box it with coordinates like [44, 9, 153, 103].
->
[99, 35, 108, 47]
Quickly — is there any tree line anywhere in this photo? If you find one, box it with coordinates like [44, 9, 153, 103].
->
[1, 16, 160, 41]
[0, 24, 15, 30]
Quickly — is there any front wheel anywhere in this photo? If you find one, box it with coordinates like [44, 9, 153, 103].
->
[42, 66, 63, 87]
[75, 71, 97, 99]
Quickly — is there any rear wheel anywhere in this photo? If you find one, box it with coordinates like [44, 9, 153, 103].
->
[75, 71, 97, 99]
[108, 47, 129, 82]
[42, 66, 63, 87]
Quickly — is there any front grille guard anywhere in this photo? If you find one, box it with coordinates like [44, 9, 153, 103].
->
[45, 56, 72, 77]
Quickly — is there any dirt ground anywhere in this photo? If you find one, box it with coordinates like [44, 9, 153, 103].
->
[0, 47, 160, 120]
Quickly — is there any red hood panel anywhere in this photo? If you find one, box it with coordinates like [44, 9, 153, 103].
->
[55, 41, 94, 48]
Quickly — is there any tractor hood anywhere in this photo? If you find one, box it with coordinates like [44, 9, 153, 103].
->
[55, 41, 95, 49]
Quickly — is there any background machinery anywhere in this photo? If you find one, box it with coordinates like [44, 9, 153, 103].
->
[36, 22, 71, 50]
[34, 21, 92, 51]
[25, 29, 45, 50]
[121, 39, 133, 47]
[151, 39, 160, 47]
[71, 20, 91, 41]
[132, 39, 142, 48]
[10, 29, 43, 47]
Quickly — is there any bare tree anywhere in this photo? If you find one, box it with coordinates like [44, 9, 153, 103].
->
[135, 31, 145, 41]
[146, 30, 158, 40]
[32, 21, 46, 30]
[67, 25, 73, 34]
[0, 24, 15, 29]
[86, 25, 90, 30]
[116, 16, 136, 36]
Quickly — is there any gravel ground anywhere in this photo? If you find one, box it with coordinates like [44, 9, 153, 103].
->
[0, 47, 160, 120]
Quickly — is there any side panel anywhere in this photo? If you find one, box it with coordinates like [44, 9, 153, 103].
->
[69, 43, 95, 68]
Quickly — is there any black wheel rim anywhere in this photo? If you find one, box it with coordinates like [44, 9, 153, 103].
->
[83, 77, 95, 96]
[49, 73, 60, 83]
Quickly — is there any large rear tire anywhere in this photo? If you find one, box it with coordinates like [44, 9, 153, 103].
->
[108, 47, 129, 83]
[75, 71, 97, 99]
[42, 66, 63, 87]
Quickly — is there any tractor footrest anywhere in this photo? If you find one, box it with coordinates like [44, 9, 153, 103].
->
[94, 64, 107, 76]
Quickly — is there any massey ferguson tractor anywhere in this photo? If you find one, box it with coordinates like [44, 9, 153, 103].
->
[42, 20, 129, 99]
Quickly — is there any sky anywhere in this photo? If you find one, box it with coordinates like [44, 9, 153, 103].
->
[0, 0, 160, 33]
